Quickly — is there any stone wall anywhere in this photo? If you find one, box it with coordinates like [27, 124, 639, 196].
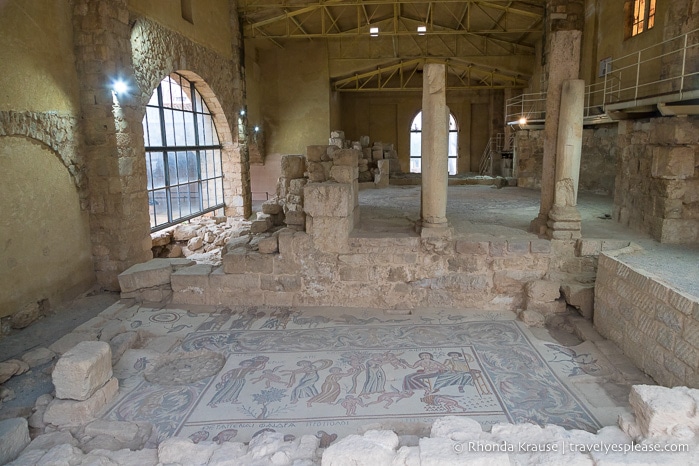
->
[613, 116, 699, 243]
[595, 253, 699, 387]
[516, 125, 617, 195]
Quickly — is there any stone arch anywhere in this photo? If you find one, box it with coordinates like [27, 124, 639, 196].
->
[129, 16, 249, 218]
[0, 111, 85, 197]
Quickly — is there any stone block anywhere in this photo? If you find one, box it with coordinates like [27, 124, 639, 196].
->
[374, 173, 389, 188]
[250, 216, 272, 234]
[280, 154, 305, 179]
[117, 259, 194, 293]
[629, 385, 699, 438]
[454, 240, 489, 255]
[261, 274, 302, 292]
[561, 283, 595, 319]
[258, 236, 279, 254]
[53, 341, 113, 401]
[526, 298, 566, 315]
[576, 239, 602, 256]
[520, 310, 545, 327]
[311, 216, 352, 253]
[222, 249, 274, 274]
[330, 165, 358, 183]
[506, 240, 530, 255]
[10, 301, 41, 329]
[0, 418, 30, 465]
[530, 239, 552, 254]
[331, 130, 345, 139]
[332, 148, 360, 166]
[307, 145, 331, 162]
[304, 182, 353, 218]
[284, 210, 306, 226]
[651, 146, 695, 179]
[525, 280, 561, 302]
[209, 267, 261, 290]
[21, 347, 56, 368]
[307, 161, 326, 182]
[44, 377, 118, 426]
[289, 178, 308, 196]
[658, 219, 699, 244]
[171, 264, 212, 292]
[261, 200, 282, 215]
[173, 224, 199, 241]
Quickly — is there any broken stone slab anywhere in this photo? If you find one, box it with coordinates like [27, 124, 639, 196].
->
[519, 309, 546, 328]
[43, 377, 118, 426]
[629, 385, 699, 438]
[304, 182, 353, 218]
[84, 419, 151, 451]
[561, 282, 595, 319]
[525, 280, 561, 302]
[10, 302, 41, 329]
[0, 418, 31, 465]
[258, 236, 279, 254]
[20, 347, 55, 368]
[322, 430, 399, 466]
[22, 430, 78, 454]
[281, 154, 305, 179]
[52, 341, 113, 401]
[187, 236, 204, 251]
[118, 258, 195, 293]
[28, 394, 53, 429]
[158, 437, 219, 465]
[173, 224, 200, 241]
[261, 200, 282, 215]
[109, 331, 140, 365]
[0, 360, 28, 384]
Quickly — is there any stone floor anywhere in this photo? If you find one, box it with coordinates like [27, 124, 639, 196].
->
[3, 183, 696, 461]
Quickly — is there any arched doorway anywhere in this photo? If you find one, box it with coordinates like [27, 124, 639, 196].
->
[409, 111, 459, 175]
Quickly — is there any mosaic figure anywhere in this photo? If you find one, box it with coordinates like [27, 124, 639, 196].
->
[229, 307, 266, 330]
[420, 394, 468, 413]
[250, 365, 285, 388]
[212, 428, 238, 444]
[307, 367, 355, 407]
[344, 353, 365, 394]
[366, 389, 414, 409]
[261, 307, 294, 330]
[208, 357, 268, 407]
[401, 352, 447, 392]
[188, 430, 209, 443]
[339, 394, 366, 416]
[284, 359, 332, 403]
[433, 351, 474, 393]
[197, 307, 235, 331]
[360, 354, 387, 397]
[316, 431, 338, 448]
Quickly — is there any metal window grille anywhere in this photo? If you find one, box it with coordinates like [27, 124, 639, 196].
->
[409, 111, 459, 175]
[143, 73, 225, 231]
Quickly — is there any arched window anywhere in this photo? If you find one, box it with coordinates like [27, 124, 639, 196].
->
[409, 111, 458, 175]
[142, 73, 225, 231]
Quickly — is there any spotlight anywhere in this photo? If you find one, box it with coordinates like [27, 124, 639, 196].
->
[417, 26, 427, 36]
[370, 27, 379, 37]
[240, 109, 246, 116]
[254, 126, 260, 132]
[518, 117, 527, 125]
[112, 79, 128, 95]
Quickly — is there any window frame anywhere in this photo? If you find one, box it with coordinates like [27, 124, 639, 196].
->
[143, 73, 225, 232]
[409, 111, 459, 175]
[627, 0, 656, 38]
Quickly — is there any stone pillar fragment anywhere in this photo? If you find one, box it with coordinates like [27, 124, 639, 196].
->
[547, 79, 584, 239]
[419, 63, 450, 238]
[530, 30, 582, 234]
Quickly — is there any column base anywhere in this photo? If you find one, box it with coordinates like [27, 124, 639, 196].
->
[529, 214, 549, 235]
[546, 205, 582, 240]
[416, 221, 453, 240]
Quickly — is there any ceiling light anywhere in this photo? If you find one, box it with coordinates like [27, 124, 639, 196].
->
[370, 27, 379, 37]
[240, 109, 246, 116]
[254, 126, 260, 132]
[518, 117, 527, 125]
[417, 26, 427, 36]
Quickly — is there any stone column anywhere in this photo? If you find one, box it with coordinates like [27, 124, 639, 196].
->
[419, 63, 451, 238]
[73, 0, 152, 289]
[530, 0, 584, 234]
[547, 79, 584, 239]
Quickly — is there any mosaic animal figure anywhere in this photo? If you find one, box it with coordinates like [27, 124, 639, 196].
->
[544, 344, 602, 376]
[291, 314, 331, 328]
[316, 431, 338, 448]
[188, 430, 209, 444]
[212, 429, 238, 444]
[366, 389, 414, 409]
[420, 394, 467, 413]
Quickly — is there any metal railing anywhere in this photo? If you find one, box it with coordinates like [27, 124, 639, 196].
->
[478, 133, 514, 176]
[505, 27, 698, 123]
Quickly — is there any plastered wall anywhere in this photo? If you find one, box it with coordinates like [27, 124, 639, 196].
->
[0, 0, 94, 317]
[0, 139, 94, 317]
[127, 0, 233, 59]
[340, 90, 502, 173]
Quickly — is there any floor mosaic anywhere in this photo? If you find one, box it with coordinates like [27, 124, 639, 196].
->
[103, 305, 616, 445]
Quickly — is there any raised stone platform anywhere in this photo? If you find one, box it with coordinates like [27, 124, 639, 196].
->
[594, 245, 699, 388]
